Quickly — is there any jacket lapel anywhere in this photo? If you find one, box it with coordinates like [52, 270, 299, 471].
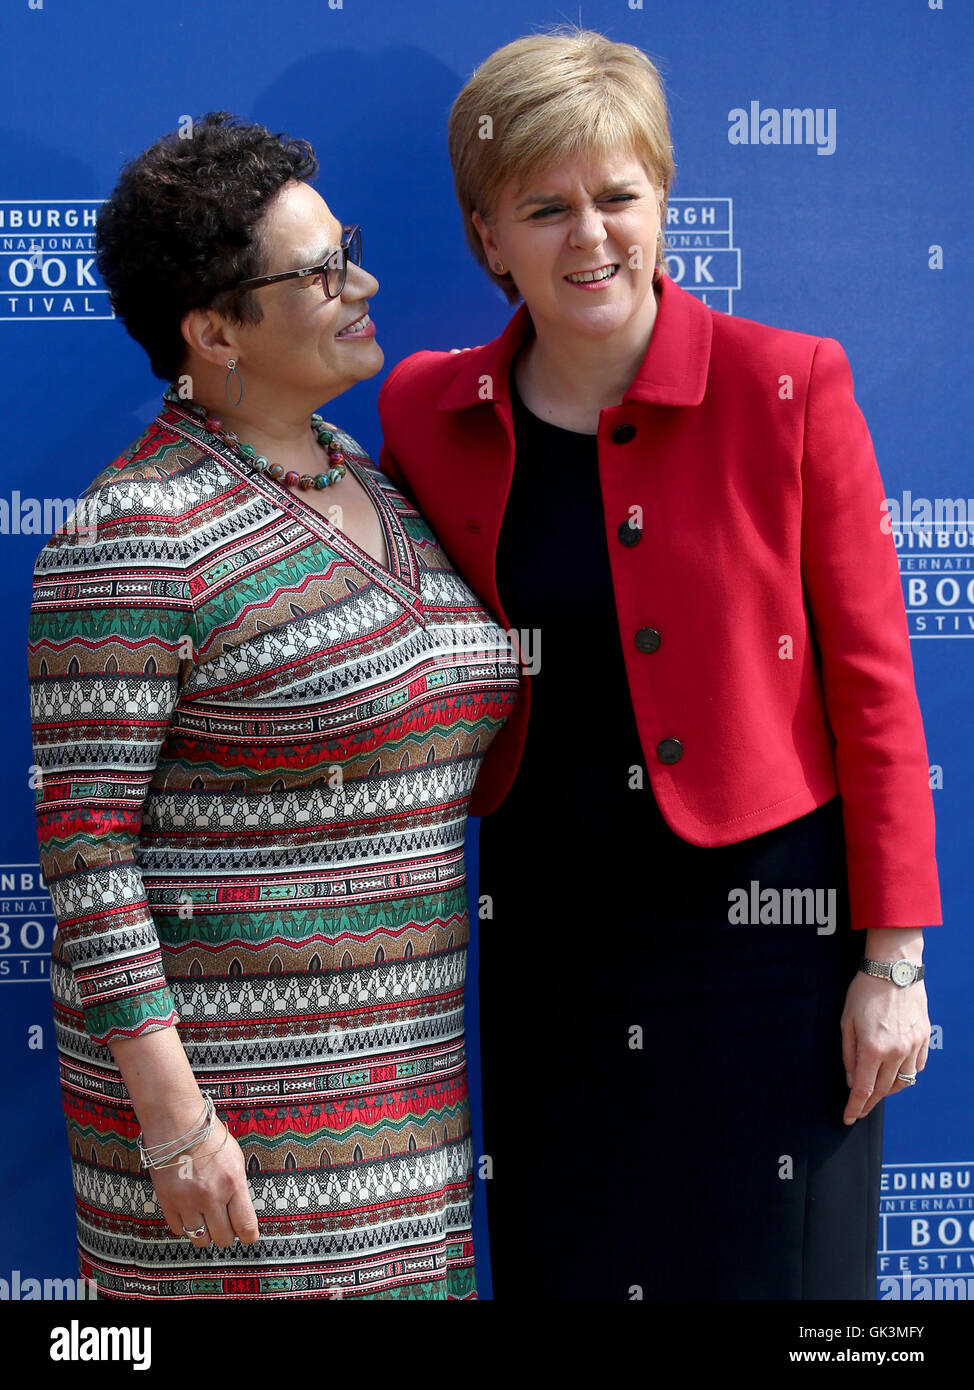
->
[426, 273, 714, 622]
[435, 271, 713, 413]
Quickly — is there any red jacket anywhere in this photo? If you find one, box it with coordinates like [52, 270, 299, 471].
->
[377, 271, 941, 931]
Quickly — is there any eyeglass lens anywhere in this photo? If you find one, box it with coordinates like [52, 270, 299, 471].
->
[323, 228, 362, 298]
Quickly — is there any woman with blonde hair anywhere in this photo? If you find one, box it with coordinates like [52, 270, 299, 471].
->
[378, 29, 940, 1299]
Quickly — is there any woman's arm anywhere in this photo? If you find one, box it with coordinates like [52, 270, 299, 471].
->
[798, 336, 941, 931]
[28, 479, 192, 1041]
[797, 339, 938, 1117]
[28, 472, 256, 1243]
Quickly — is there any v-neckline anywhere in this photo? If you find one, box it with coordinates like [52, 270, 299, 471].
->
[284, 454, 393, 574]
[161, 404, 424, 611]
[258, 452, 425, 609]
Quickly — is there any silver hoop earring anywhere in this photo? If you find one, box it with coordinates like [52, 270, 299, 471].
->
[225, 359, 244, 407]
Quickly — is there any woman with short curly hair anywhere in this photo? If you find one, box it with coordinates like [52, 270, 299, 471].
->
[28, 111, 520, 1300]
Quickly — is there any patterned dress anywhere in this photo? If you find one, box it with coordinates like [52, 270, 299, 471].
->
[27, 397, 521, 1300]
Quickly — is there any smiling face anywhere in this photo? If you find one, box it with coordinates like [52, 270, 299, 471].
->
[471, 151, 663, 345]
[219, 179, 383, 405]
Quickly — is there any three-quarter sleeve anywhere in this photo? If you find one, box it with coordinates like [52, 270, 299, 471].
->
[799, 336, 941, 928]
[27, 475, 199, 1045]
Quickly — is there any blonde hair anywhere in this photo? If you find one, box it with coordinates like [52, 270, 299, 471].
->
[448, 27, 677, 303]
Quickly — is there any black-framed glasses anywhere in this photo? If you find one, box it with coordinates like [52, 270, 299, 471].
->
[222, 224, 362, 299]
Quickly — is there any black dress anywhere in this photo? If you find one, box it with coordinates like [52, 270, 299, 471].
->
[476, 372, 884, 1300]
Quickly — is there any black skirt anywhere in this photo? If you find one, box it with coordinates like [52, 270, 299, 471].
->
[474, 375, 883, 1300]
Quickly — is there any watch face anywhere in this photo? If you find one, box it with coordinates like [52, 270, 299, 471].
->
[891, 960, 915, 986]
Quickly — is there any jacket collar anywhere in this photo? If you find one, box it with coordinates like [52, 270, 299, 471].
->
[436, 269, 713, 412]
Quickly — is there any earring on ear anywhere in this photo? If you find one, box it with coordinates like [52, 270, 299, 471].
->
[225, 358, 244, 407]
[493, 260, 506, 274]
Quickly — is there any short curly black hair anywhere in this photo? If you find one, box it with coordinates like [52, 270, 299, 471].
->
[95, 111, 318, 381]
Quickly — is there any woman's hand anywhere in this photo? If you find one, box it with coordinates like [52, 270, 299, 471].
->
[108, 1026, 259, 1248]
[840, 961, 929, 1125]
[141, 1104, 259, 1249]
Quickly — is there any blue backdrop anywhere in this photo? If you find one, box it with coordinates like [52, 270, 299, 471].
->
[1, 0, 971, 1302]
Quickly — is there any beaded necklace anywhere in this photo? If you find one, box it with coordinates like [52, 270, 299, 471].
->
[162, 384, 348, 492]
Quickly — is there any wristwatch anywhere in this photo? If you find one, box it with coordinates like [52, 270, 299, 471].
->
[859, 957, 925, 987]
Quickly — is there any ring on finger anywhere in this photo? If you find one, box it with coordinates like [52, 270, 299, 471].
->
[895, 1071, 918, 1086]
[182, 1222, 209, 1238]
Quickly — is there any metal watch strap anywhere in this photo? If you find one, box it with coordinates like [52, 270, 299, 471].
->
[859, 957, 925, 986]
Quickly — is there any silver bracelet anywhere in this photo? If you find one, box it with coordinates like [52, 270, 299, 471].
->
[137, 1093, 216, 1169]
[139, 1094, 215, 1168]
[140, 1093, 211, 1158]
